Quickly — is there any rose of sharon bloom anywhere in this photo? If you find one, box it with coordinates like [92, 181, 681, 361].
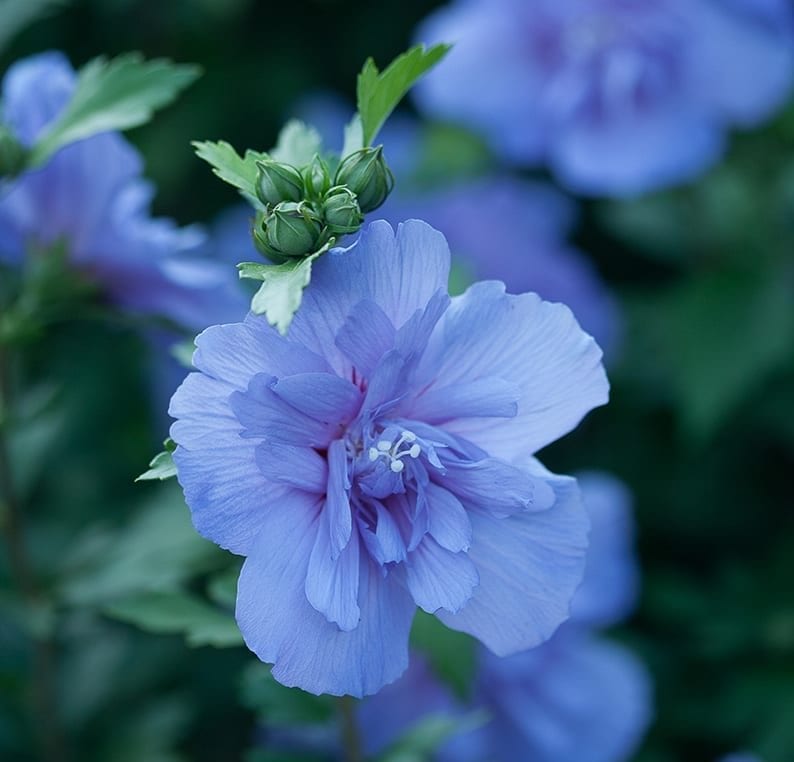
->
[413, 0, 794, 195]
[0, 52, 242, 329]
[360, 473, 651, 762]
[170, 219, 608, 696]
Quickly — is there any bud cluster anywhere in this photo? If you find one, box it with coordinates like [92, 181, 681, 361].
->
[252, 146, 394, 262]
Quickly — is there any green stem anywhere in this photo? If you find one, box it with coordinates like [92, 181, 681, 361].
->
[339, 695, 363, 762]
[0, 345, 67, 762]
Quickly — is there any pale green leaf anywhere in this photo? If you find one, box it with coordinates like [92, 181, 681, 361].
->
[269, 119, 322, 167]
[192, 139, 266, 201]
[357, 43, 451, 147]
[240, 247, 328, 334]
[104, 590, 243, 647]
[136, 437, 177, 482]
[341, 113, 364, 157]
[29, 52, 200, 167]
[0, 0, 69, 55]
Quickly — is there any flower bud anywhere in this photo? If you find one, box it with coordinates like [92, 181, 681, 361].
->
[334, 146, 395, 213]
[263, 201, 325, 259]
[255, 158, 303, 207]
[303, 154, 330, 199]
[322, 186, 364, 235]
[0, 124, 26, 178]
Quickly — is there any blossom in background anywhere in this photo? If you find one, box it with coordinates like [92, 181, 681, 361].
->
[361, 473, 652, 762]
[414, 0, 794, 195]
[382, 176, 620, 355]
[0, 52, 243, 330]
[170, 219, 608, 696]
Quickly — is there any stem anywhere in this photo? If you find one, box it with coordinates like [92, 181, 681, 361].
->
[0, 346, 67, 762]
[339, 695, 362, 762]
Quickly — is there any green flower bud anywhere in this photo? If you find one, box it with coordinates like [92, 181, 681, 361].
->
[303, 153, 330, 199]
[263, 201, 325, 259]
[255, 158, 303, 207]
[334, 146, 395, 213]
[0, 123, 27, 178]
[322, 186, 363, 235]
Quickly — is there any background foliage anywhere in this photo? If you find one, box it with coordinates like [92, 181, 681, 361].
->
[1, 0, 793, 760]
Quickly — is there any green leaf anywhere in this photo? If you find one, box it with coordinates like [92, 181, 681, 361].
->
[60, 483, 224, 606]
[240, 662, 335, 726]
[136, 437, 177, 481]
[239, 248, 326, 334]
[341, 113, 364, 158]
[192, 139, 267, 201]
[356, 43, 451, 147]
[269, 120, 322, 167]
[376, 711, 488, 762]
[104, 590, 243, 647]
[0, 0, 69, 55]
[29, 52, 200, 167]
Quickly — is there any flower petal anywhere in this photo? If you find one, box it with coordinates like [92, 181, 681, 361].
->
[424, 481, 472, 553]
[290, 220, 450, 374]
[255, 442, 328, 494]
[237, 501, 415, 696]
[404, 537, 479, 614]
[305, 514, 361, 631]
[271, 372, 362, 426]
[170, 372, 282, 554]
[407, 376, 518, 424]
[325, 438, 352, 558]
[335, 299, 396, 378]
[419, 282, 608, 458]
[437, 471, 588, 655]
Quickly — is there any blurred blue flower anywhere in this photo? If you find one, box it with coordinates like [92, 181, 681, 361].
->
[0, 52, 243, 330]
[382, 176, 620, 355]
[414, 0, 794, 195]
[169, 219, 608, 696]
[361, 473, 652, 762]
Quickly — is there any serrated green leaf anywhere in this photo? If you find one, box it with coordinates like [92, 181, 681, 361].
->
[104, 590, 243, 647]
[136, 437, 177, 481]
[29, 52, 200, 167]
[240, 247, 328, 334]
[357, 43, 451, 147]
[269, 119, 322, 167]
[0, 0, 69, 55]
[192, 140, 267, 201]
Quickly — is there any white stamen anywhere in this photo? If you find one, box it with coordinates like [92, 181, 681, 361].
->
[368, 428, 422, 475]
[377, 440, 391, 451]
[400, 430, 417, 442]
[368, 447, 379, 461]
[390, 460, 405, 473]
[408, 444, 421, 458]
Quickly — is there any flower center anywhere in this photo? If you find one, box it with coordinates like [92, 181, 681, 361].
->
[367, 430, 422, 473]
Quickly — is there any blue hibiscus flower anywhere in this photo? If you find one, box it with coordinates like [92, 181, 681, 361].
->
[169, 219, 608, 696]
[413, 0, 794, 196]
[0, 52, 243, 330]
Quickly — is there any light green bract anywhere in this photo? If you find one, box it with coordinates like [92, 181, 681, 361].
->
[136, 438, 177, 482]
[191, 44, 450, 335]
[28, 52, 200, 168]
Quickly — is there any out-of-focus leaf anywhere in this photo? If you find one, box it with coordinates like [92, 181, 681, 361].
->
[104, 590, 243, 647]
[207, 562, 241, 608]
[269, 120, 322, 167]
[60, 483, 223, 606]
[0, 0, 69, 55]
[240, 662, 334, 725]
[652, 267, 794, 438]
[376, 711, 487, 762]
[410, 610, 475, 698]
[29, 53, 200, 167]
[357, 44, 451, 147]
